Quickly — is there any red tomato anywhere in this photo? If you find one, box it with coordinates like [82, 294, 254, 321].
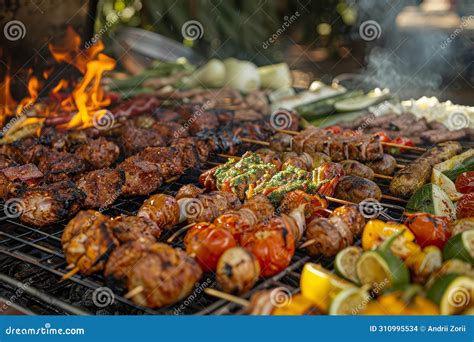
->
[214, 212, 253, 241]
[374, 132, 391, 143]
[241, 219, 295, 277]
[457, 193, 474, 219]
[455, 171, 474, 194]
[404, 213, 451, 248]
[325, 126, 342, 134]
[391, 137, 415, 153]
[185, 223, 237, 271]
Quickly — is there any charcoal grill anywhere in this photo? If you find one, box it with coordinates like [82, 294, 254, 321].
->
[0, 141, 471, 315]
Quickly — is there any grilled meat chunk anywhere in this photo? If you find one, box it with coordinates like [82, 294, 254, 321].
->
[65, 221, 119, 275]
[62, 210, 109, 249]
[367, 154, 397, 175]
[0, 164, 43, 199]
[104, 239, 152, 292]
[0, 154, 16, 169]
[127, 243, 203, 308]
[305, 215, 353, 257]
[118, 156, 163, 196]
[75, 137, 120, 169]
[38, 150, 86, 182]
[241, 194, 274, 222]
[170, 138, 211, 168]
[139, 147, 184, 179]
[175, 184, 204, 200]
[138, 194, 180, 229]
[109, 215, 161, 243]
[332, 204, 366, 236]
[334, 175, 382, 204]
[390, 141, 462, 198]
[340, 160, 374, 180]
[19, 181, 85, 227]
[120, 123, 165, 154]
[76, 168, 125, 208]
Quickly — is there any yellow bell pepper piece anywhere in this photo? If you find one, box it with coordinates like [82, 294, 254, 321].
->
[272, 294, 321, 315]
[300, 263, 352, 312]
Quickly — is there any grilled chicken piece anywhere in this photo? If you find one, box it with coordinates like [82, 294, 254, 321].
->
[390, 141, 462, 198]
[0, 164, 43, 199]
[367, 154, 396, 176]
[340, 160, 374, 180]
[75, 137, 120, 169]
[175, 184, 204, 200]
[20, 181, 85, 227]
[138, 194, 180, 229]
[62, 210, 109, 248]
[118, 156, 163, 196]
[334, 175, 382, 204]
[104, 239, 153, 292]
[76, 168, 125, 208]
[139, 147, 184, 180]
[65, 221, 119, 275]
[109, 215, 161, 243]
[127, 243, 203, 308]
[216, 247, 260, 295]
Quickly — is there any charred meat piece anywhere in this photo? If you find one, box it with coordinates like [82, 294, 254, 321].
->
[138, 194, 180, 229]
[269, 133, 293, 152]
[390, 141, 462, 198]
[76, 168, 125, 208]
[139, 147, 184, 180]
[170, 138, 211, 168]
[0, 154, 16, 170]
[118, 156, 163, 196]
[340, 160, 374, 180]
[367, 154, 396, 176]
[38, 150, 86, 182]
[278, 190, 327, 222]
[175, 184, 204, 200]
[152, 121, 188, 139]
[241, 194, 274, 222]
[19, 181, 85, 227]
[65, 221, 119, 275]
[0, 164, 43, 199]
[75, 137, 120, 169]
[334, 175, 382, 204]
[62, 210, 109, 248]
[109, 215, 161, 243]
[104, 239, 153, 292]
[127, 243, 203, 308]
[119, 123, 165, 154]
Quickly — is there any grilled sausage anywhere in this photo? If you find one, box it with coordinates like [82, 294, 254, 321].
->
[390, 141, 462, 198]
[340, 160, 374, 180]
[334, 175, 382, 203]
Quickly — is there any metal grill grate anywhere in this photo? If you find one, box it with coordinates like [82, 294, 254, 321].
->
[0, 141, 471, 315]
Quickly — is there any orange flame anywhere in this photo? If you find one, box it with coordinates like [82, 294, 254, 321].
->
[0, 27, 116, 131]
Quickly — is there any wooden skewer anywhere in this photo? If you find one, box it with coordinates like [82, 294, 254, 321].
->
[240, 137, 270, 146]
[382, 194, 407, 202]
[61, 267, 79, 281]
[217, 154, 393, 180]
[204, 288, 250, 307]
[167, 222, 195, 243]
[299, 239, 317, 249]
[274, 128, 427, 152]
[124, 285, 144, 299]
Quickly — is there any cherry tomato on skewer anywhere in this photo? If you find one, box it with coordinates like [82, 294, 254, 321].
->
[455, 171, 474, 194]
[404, 213, 451, 249]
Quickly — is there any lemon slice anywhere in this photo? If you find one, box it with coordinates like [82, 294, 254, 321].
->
[335, 246, 362, 284]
